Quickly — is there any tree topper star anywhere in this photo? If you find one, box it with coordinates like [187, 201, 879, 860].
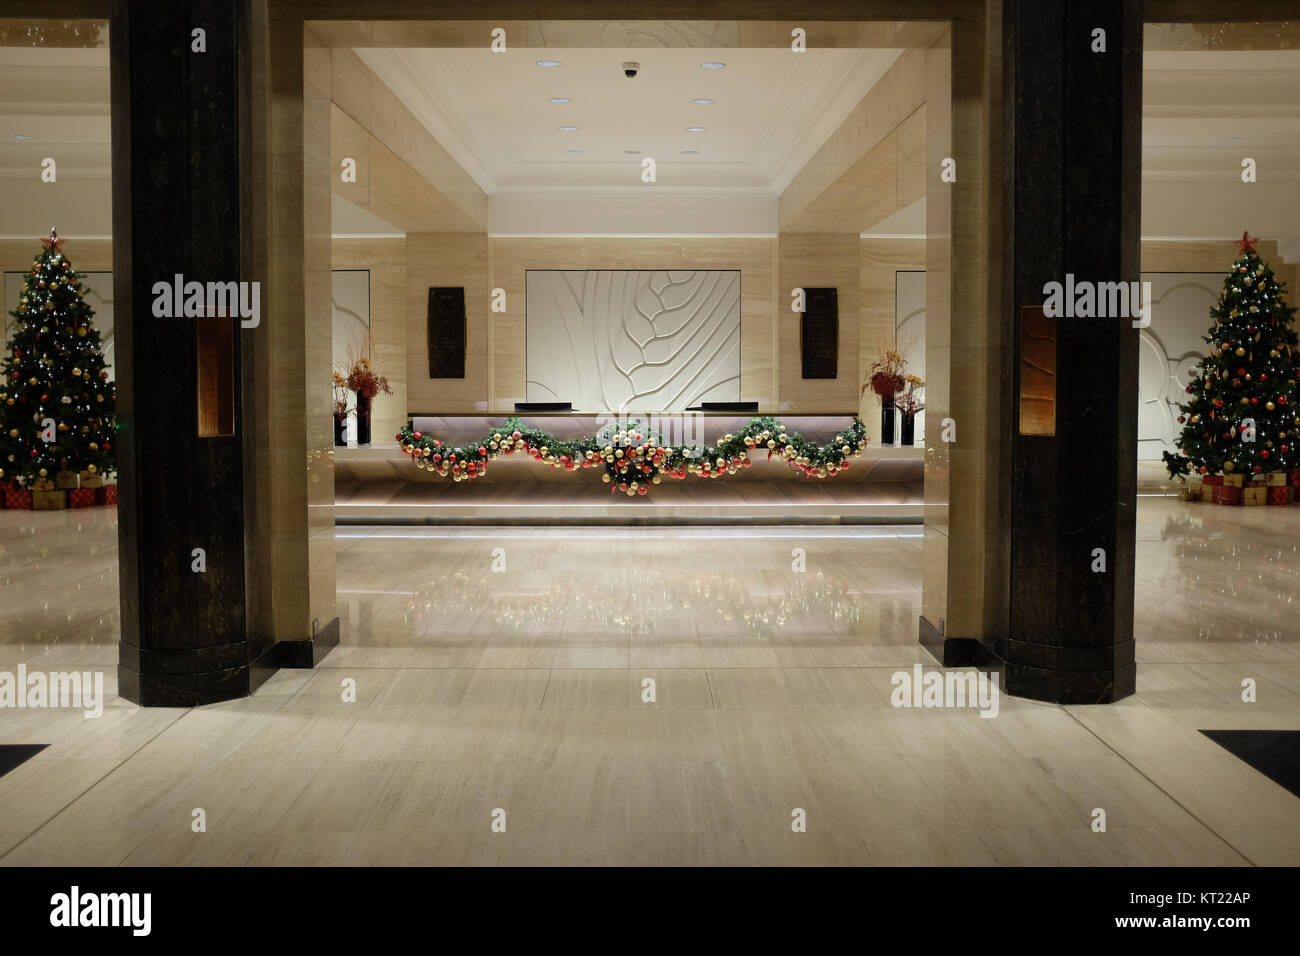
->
[1233, 230, 1258, 255]
[40, 227, 66, 255]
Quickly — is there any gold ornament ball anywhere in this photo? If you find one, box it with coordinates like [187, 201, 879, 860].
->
[601, 473, 611, 483]
[1223, 461, 1235, 472]
[0, 469, 4, 479]
[28, 377, 37, 385]
[38, 468, 47, 477]
[1267, 402, 1276, 411]
[87, 465, 97, 474]
[89, 442, 98, 450]
[6, 428, 16, 438]
[72, 368, 81, 377]
[96, 394, 104, 402]
[1235, 347, 1246, 356]
[77, 327, 87, 337]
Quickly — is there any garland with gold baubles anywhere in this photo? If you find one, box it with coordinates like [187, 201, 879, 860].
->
[396, 414, 867, 497]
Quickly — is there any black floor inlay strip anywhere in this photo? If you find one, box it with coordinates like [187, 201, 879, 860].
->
[0, 744, 49, 778]
[1200, 730, 1300, 799]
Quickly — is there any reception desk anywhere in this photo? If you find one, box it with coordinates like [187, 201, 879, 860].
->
[334, 411, 924, 524]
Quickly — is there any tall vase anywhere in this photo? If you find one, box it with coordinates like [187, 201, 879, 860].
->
[881, 397, 896, 446]
[334, 415, 347, 447]
[356, 394, 372, 447]
[900, 413, 915, 447]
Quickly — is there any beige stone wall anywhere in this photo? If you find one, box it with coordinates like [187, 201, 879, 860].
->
[332, 238, 407, 440]
[775, 234, 861, 411]
[405, 233, 491, 413]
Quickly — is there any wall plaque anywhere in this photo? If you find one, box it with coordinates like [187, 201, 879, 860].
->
[801, 287, 838, 379]
[427, 286, 466, 379]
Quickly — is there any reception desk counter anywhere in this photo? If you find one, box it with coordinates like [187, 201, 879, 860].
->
[334, 410, 924, 524]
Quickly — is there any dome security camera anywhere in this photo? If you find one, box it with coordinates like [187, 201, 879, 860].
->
[622, 61, 639, 78]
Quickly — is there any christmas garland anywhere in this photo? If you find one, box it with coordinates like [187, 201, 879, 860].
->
[396, 415, 867, 497]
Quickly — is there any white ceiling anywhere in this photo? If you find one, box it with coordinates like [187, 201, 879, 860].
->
[355, 47, 902, 195]
[1, 42, 1297, 248]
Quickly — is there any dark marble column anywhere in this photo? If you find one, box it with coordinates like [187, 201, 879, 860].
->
[111, 0, 270, 705]
[998, 0, 1141, 703]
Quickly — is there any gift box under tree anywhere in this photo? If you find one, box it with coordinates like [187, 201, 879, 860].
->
[1268, 485, 1293, 506]
[95, 484, 117, 505]
[68, 487, 95, 508]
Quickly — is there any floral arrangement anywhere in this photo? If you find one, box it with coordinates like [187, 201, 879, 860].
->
[864, 349, 906, 401]
[897, 374, 925, 418]
[343, 355, 392, 401]
[396, 415, 867, 498]
[331, 372, 350, 421]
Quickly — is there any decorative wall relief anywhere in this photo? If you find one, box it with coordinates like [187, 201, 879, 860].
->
[1139, 274, 1221, 461]
[526, 269, 741, 413]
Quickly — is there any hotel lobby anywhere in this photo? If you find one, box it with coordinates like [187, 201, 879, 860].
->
[1, 1, 1299, 880]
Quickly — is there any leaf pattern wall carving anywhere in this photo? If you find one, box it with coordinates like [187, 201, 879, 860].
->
[526, 269, 741, 412]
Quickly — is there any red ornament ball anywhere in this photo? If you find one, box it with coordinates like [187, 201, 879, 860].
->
[413, 432, 422, 440]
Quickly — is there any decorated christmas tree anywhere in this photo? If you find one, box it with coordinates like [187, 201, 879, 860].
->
[0, 229, 116, 486]
[1164, 232, 1298, 480]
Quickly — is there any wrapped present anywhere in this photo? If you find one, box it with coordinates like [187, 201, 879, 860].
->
[1203, 474, 1224, 487]
[1242, 486, 1267, 506]
[1288, 468, 1300, 488]
[1268, 485, 1293, 506]
[1267, 471, 1288, 487]
[1224, 473, 1245, 487]
[1213, 485, 1241, 505]
[95, 484, 117, 505]
[79, 469, 104, 489]
[32, 489, 67, 510]
[5, 488, 32, 510]
[31, 477, 54, 491]
[68, 488, 96, 508]
[55, 470, 79, 490]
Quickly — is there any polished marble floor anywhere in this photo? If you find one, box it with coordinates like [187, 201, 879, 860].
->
[0, 500, 1298, 865]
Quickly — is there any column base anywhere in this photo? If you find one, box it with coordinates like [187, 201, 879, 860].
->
[118, 618, 339, 706]
[918, 618, 1136, 704]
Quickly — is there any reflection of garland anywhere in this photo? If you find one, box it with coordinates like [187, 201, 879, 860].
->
[1161, 514, 1294, 643]
[404, 569, 865, 637]
[397, 415, 867, 496]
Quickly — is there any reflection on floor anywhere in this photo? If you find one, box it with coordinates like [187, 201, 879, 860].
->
[0, 501, 1297, 865]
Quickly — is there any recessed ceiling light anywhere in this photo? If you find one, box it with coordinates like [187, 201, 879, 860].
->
[686, 127, 705, 133]
[566, 149, 584, 155]
[700, 61, 726, 70]
[558, 126, 579, 132]
[1227, 136, 1246, 143]
[681, 149, 700, 156]
[692, 98, 715, 105]
[536, 59, 562, 68]
[12, 134, 32, 141]
[548, 97, 571, 103]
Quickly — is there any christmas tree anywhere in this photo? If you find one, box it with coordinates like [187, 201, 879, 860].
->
[0, 229, 116, 486]
[1165, 232, 1299, 480]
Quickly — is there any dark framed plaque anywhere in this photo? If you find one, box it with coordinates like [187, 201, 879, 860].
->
[427, 286, 466, 379]
[800, 287, 838, 379]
